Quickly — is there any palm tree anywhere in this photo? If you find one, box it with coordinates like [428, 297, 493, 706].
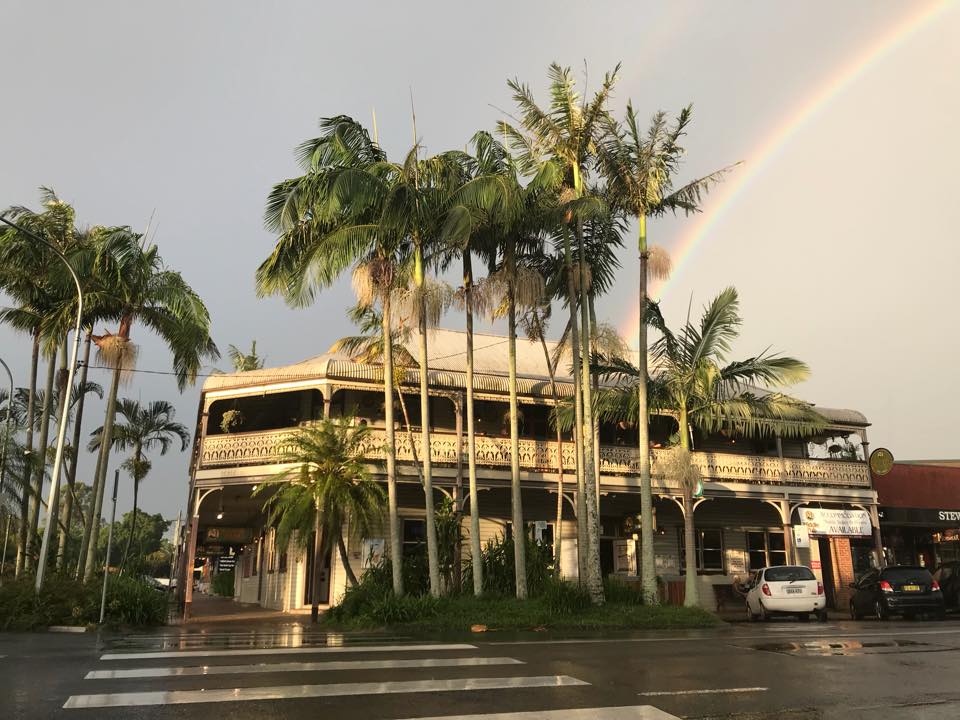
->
[258, 115, 407, 597]
[596, 103, 737, 605]
[79, 229, 218, 581]
[592, 287, 826, 606]
[0, 188, 83, 575]
[256, 418, 385, 620]
[500, 63, 619, 604]
[227, 341, 265, 372]
[88, 399, 189, 572]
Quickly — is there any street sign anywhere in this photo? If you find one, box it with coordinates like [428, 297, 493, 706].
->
[869, 447, 895, 476]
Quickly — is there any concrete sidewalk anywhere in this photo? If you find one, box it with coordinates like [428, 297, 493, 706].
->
[177, 592, 312, 625]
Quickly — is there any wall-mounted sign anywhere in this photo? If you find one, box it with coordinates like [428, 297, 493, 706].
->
[793, 525, 810, 548]
[869, 447, 894, 476]
[811, 559, 822, 570]
[361, 538, 385, 569]
[205, 527, 253, 544]
[800, 508, 872, 537]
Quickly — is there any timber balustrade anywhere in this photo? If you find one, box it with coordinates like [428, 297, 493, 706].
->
[199, 427, 871, 488]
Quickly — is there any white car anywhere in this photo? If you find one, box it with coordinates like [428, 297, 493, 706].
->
[745, 565, 827, 622]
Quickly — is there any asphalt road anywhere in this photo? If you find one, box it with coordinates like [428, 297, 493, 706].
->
[3, 616, 960, 719]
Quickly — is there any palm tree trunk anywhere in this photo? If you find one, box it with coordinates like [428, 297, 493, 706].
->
[588, 295, 601, 509]
[337, 533, 358, 586]
[45, 339, 68, 567]
[82, 364, 121, 581]
[464, 253, 482, 596]
[26, 350, 56, 567]
[563, 234, 588, 585]
[678, 406, 698, 607]
[14, 331, 39, 578]
[381, 290, 403, 596]
[57, 330, 92, 570]
[310, 507, 325, 623]
[414, 244, 441, 598]
[120, 447, 143, 573]
[75, 428, 103, 578]
[576, 229, 604, 605]
[533, 312, 564, 573]
[505, 244, 527, 599]
[636, 216, 658, 605]
[395, 389, 425, 485]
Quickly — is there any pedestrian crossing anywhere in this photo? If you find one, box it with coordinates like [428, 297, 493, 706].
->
[63, 631, 681, 718]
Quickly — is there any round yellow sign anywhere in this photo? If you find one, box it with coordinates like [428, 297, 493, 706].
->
[869, 447, 894, 476]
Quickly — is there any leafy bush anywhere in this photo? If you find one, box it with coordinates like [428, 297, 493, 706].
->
[0, 574, 166, 630]
[541, 578, 591, 615]
[211, 571, 235, 597]
[604, 576, 643, 605]
[464, 533, 553, 598]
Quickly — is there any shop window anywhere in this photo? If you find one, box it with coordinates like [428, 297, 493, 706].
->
[679, 528, 725, 574]
[747, 531, 787, 570]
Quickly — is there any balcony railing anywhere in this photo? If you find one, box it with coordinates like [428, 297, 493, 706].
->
[199, 427, 871, 488]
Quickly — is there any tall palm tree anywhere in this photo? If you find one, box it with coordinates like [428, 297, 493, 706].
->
[597, 103, 737, 605]
[592, 287, 825, 606]
[79, 229, 218, 581]
[0, 188, 83, 575]
[500, 63, 619, 604]
[256, 418, 385, 620]
[258, 115, 407, 597]
[89, 399, 189, 572]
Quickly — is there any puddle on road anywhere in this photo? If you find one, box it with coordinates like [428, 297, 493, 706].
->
[742, 639, 947, 656]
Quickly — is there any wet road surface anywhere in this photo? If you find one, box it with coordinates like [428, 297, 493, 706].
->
[3, 617, 960, 719]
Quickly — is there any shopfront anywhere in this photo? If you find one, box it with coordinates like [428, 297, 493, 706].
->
[874, 462, 960, 570]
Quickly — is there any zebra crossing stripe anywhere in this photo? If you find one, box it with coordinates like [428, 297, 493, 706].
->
[100, 642, 476, 660]
[397, 708, 680, 719]
[63, 675, 588, 708]
[86, 656, 524, 679]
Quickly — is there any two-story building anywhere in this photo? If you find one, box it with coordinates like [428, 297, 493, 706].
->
[179, 329, 881, 618]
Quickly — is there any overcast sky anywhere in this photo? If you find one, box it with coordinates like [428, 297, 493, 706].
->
[1, 1, 957, 523]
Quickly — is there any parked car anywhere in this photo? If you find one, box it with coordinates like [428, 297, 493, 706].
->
[745, 565, 827, 622]
[849, 566, 946, 620]
[932, 561, 960, 611]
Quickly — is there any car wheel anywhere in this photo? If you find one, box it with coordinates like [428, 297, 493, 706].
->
[850, 601, 862, 621]
[759, 603, 770, 622]
[874, 599, 887, 621]
[817, 609, 828, 623]
[746, 603, 759, 623]
[797, 613, 810, 622]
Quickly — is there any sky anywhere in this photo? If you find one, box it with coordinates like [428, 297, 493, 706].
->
[1, 0, 958, 523]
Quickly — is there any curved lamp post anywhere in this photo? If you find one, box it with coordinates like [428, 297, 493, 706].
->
[0, 214, 83, 591]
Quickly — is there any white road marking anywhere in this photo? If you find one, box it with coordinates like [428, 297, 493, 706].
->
[63, 675, 588, 708]
[86, 656, 524, 679]
[398, 707, 680, 720]
[486, 628, 960, 646]
[639, 687, 768, 697]
[100, 642, 476, 660]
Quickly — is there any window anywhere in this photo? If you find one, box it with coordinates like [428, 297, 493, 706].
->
[402, 519, 426, 556]
[278, 551, 288, 574]
[747, 531, 787, 570]
[679, 528, 725, 573]
[267, 529, 276, 573]
[505, 521, 555, 555]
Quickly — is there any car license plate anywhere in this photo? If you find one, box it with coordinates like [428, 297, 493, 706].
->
[786, 587, 803, 594]
[902, 584, 921, 592]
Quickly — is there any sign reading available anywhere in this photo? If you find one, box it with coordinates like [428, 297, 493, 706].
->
[800, 508, 872, 536]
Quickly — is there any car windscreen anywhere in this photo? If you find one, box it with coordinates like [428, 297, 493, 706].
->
[763, 567, 816, 582]
[882, 567, 933, 584]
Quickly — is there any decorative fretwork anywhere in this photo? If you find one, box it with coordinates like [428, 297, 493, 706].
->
[199, 428, 870, 488]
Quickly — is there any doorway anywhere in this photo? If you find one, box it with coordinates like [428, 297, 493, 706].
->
[818, 537, 837, 608]
[303, 533, 332, 606]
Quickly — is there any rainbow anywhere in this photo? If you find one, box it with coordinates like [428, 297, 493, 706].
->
[618, 0, 953, 345]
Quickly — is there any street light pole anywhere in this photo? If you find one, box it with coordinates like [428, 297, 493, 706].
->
[0, 356, 13, 508]
[0, 215, 84, 591]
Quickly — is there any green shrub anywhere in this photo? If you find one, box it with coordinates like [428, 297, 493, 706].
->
[0, 574, 166, 630]
[604, 576, 643, 605]
[464, 533, 553, 598]
[211, 571, 235, 597]
[541, 578, 591, 615]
